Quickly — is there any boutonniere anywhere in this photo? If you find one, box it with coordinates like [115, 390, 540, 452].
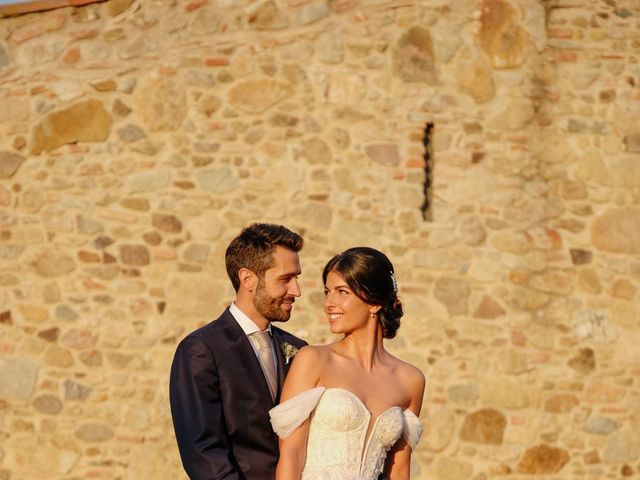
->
[281, 342, 299, 365]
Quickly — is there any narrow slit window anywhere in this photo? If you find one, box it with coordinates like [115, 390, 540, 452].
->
[420, 123, 434, 221]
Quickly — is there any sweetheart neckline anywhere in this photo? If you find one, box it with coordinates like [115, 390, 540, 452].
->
[318, 387, 405, 474]
[321, 386, 403, 419]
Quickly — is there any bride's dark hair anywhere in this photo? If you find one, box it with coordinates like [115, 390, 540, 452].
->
[322, 247, 403, 339]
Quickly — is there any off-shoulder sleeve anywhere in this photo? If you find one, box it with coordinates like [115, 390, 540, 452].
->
[269, 386, 326, 439]
[401, 410, 423, 450]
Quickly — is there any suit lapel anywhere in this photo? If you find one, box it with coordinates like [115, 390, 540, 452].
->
[272, 330, 287, 401]
[219, 310, 275, 411]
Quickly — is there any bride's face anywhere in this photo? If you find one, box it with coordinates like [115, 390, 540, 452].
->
[323, 270, 376, 335]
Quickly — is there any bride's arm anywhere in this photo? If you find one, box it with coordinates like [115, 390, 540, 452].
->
[383, 439, 411, 480]
[275, 346, 323, 480]
[383, 367, 426, 480]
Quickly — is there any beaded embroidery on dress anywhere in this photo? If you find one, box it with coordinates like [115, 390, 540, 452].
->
[269, 387, 423, 480]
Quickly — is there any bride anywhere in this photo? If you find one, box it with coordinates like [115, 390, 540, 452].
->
[270, 247, 426, 479]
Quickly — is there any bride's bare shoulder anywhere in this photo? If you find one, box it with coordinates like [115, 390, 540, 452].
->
[387, 354, 426, 390]
[293, 343, 347, 371]
[290, 343, 333, 364]
[384, 356, 425, 412]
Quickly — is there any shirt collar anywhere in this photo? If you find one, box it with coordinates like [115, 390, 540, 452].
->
[229, 302, 272, 336]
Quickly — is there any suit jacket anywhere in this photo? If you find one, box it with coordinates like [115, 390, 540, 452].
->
[170, 308, 307, 480]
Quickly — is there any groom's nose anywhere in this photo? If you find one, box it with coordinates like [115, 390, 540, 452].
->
[288, 278, 301, 297]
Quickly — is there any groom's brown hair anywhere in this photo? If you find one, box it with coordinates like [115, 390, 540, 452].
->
[225, 223, 303, 291]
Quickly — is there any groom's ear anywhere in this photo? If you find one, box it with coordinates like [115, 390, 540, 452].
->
[238, 268, 258, 292]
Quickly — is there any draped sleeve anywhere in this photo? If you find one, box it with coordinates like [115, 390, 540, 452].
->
[401, 410, 423, 450]
[269, 386, 326, 439]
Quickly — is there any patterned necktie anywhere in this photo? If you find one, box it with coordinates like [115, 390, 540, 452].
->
[251, 330, 278, 401]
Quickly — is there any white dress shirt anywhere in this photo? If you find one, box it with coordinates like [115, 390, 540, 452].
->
[229, 302, 278, 367]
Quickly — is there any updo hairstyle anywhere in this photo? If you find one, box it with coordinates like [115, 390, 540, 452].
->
[322, 247, 403, 339]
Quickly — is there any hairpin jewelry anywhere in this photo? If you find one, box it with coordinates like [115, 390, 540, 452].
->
[390, 271, 398, 293]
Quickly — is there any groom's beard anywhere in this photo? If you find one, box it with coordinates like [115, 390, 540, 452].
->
[253, 279, 295, 323]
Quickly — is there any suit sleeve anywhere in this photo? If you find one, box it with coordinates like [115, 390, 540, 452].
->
[169, 334, 241, 480]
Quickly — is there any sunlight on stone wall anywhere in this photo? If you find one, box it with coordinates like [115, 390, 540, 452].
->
[0, 0, 639, 478]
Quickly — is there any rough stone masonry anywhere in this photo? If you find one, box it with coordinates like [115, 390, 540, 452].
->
[0, 0, 639, 478]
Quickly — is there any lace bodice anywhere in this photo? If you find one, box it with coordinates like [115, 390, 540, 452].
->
[269, 387, 422, 480]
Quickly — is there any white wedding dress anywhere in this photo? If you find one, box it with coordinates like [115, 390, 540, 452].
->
[269, 387, 423, 479]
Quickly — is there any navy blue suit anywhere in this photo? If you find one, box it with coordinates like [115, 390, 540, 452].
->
[170, 308, 307, 479]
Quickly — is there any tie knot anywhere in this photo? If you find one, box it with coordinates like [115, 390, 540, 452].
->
[252, 330, 272, 350]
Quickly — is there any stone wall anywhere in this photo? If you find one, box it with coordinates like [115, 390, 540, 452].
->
[0, 0, 639, 478]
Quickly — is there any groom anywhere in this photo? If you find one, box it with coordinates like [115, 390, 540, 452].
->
[169, 223, 307, 479]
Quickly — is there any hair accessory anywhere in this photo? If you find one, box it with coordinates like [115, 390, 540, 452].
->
[390, 271, 398, 294]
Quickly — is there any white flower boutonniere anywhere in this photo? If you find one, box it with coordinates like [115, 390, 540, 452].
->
[281, 342, 299, 365]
